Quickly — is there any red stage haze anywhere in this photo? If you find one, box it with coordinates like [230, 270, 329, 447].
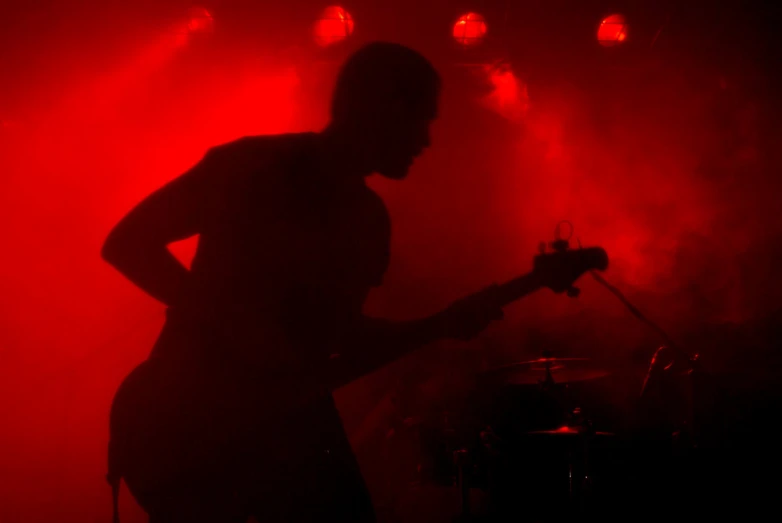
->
[0, 2, 779, 522]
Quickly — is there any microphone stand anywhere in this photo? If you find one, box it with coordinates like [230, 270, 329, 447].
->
[589, 269, 702, 449]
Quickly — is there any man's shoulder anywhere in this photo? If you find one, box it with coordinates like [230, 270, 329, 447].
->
[198, 133, 316, 193]
[207, 132, 314, 162]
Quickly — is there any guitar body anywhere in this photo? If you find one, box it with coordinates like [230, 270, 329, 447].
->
[110, 358, 214, 502]
[109, 349, 350, 511]
[110, 354, 293, 507]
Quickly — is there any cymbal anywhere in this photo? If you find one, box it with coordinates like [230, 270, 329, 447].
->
[485, 357, 610, 385]
[527, 425, 614, 437]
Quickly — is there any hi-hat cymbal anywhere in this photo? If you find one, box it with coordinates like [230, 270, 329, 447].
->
[527, 425, 615, 437]
[485, 357, 610, 385]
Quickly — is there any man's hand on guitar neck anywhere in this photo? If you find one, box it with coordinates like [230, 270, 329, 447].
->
[433, 284, 505, 341]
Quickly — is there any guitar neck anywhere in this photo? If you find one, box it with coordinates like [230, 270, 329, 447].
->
[322, 272, 544, 392]
[494, 272, 543, 307]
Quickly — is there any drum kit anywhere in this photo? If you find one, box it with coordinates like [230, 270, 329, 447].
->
[371, 224, 701, 521]
[463, 354, 615, 521]
[379, 348, 699, 522]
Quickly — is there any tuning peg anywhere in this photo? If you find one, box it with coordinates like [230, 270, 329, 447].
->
[538, 241, 547, 254]
[550, 239, 569, 253]
[567, 287, 581, 298]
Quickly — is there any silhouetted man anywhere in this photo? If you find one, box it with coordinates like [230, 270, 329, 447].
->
[103, 43, 517, 522]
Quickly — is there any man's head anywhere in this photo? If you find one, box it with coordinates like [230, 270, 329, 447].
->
[329, 42, 441, 180]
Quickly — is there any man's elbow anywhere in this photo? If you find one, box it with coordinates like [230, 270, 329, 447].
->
[101, 230, 126, 267]
[101, 225, 144, 269]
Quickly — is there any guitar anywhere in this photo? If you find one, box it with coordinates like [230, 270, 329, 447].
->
[322, 244, 609, 391]
[106, 239, 608, 517]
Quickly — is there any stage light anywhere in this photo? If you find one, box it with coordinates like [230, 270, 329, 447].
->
[597, 14, 628, 47]
[187, 6, 214, 33]
[313, 6, 355, 47]
[453, 13, 487, 47]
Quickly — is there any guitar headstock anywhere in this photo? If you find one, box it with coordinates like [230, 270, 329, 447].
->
[533, 222, 609, 296]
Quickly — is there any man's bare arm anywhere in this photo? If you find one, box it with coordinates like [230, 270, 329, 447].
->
[328, 290, 506, 388]
[101, 150, 217, 308]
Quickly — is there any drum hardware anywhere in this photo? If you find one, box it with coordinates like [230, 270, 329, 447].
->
[526, 407, 615, 513]
[453, 448, 471, 520]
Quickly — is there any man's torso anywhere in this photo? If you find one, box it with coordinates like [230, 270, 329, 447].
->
[155, 132, 391, 378]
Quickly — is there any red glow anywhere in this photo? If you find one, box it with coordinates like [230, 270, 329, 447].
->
[453, 13, 487, 47]
[482, 62, 530, 121]
[313, 6, 355, 47]
[598, 14, 628, 47]
[187, 7, 214, 34]
[0, 29, 304, 513]
[1, 5, 779, 520]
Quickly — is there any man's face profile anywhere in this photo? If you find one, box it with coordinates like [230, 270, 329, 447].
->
[327, 42, 440, 180]
[372, 95, 438, 180]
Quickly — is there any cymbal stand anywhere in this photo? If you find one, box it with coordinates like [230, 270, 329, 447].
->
[565, 407, 596, 514]
[589, 267, 701, 446]
[453, 448, 471, 521]
[675, 352, 703, 453]
[537, 350, 588, 511]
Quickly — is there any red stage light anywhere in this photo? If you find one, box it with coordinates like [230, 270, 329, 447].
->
[597, 14, 628, 47]
[187, 6, 214, 33]
[313, 6, 355, 47]
[453, 12, 487, 47]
